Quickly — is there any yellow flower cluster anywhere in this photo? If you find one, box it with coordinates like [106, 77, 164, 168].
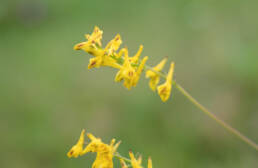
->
[74, 26, 175, 102]
[67, 129, 152, 168]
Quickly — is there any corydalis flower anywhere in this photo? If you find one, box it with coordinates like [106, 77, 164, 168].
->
[115, 48, 148, 90]
[145, 57, 167, 91]
[105, 34, 122, 56]
[68, 130, 154, 168]
[83, 133, 120, 168]
[67, 130, 120, 168]
[129, 45, 143, 64]
[157, 62, 175, 102]
[74, 27, 121, 69]
[67, 129, 85, 158]
[74, 26, 176, 102]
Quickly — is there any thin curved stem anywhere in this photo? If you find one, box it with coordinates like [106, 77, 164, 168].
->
[145, 63, 258, 151]
[174, 82, 258, 151]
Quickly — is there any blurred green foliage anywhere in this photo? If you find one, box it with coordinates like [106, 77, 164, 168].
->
[1, 0, 258, 168]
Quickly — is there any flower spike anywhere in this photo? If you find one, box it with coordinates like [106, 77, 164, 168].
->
[74, 26, 176, 102]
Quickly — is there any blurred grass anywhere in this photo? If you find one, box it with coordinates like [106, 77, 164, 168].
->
[1, 0, 258, 168]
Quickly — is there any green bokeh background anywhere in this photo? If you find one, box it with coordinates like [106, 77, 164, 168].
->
[1, 0, 258, 167]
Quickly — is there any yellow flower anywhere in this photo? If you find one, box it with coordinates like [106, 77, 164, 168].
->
[115, 48, 136, 89]
[129, 45, 143, 64]
[132, 56, 148, 87]
[116, 48, 128, 59]
[73, 27, 123, 70]
[88, 55, 122, 69]
[73, 27, 104, 58]
[157, 62, 175, 102]
[82, 133, 120, 168]
[146, 57, 167, 91]
[105, 34, 122, 56]
[85, 26, 103, 47]
[129, 151, 143, 168]
[148, 157, 152, 168]
[67, 129, 85, 158]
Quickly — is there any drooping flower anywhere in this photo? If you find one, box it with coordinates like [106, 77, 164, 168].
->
[146, 57, 167, 91]
[67, 129, 85, 158]
[157, 62, 175, 102]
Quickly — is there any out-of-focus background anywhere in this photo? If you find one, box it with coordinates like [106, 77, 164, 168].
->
[1, 0, 258, 167]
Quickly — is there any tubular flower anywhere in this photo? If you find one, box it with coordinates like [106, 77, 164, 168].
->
[74, 26, 176, 102]
[82, 133, 121, 168]
[67, 129, 85, 158]
[157, 62, 175, 102]
[88, 54, 122, 69]
[74, 26, 103, 53]
[115, 48, 137, 90]
[105, 34, 122, 56]
[145, 57, 167, 91]
[67, 130, 120, 168]
[74, 26, 122, 70]
[132, 56, 148, 87]
[129, 45, 143, 64]
[85, 26, 103, 47]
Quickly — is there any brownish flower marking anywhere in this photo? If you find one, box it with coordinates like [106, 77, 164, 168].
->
[91, 61, 97, 66]
[128, 71, 134, 77]
[161, 87, 167, 94]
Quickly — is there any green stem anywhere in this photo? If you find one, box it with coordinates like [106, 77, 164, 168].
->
[174, 82, 258, 151]
[144, 62, 258, 151]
